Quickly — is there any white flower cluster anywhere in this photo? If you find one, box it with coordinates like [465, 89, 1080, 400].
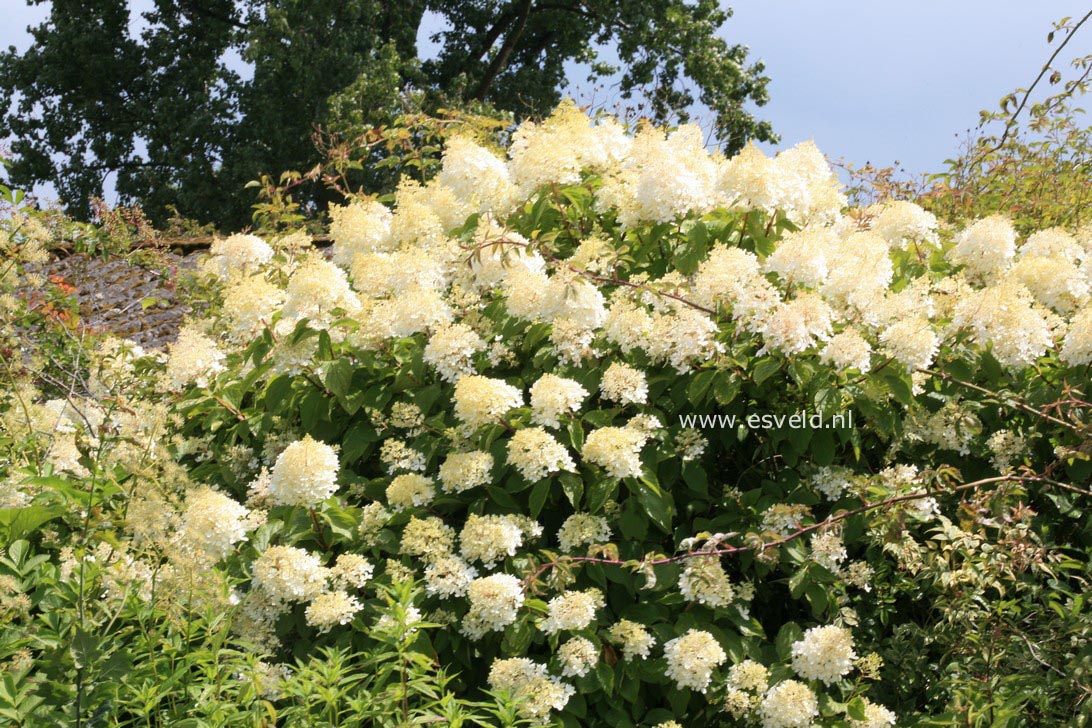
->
[582, 423, 651, 479]
[400, 516, 455, 561]
[438, 450, 494, 493]
[540, 588, 604, 634]
[662, 629, 727, 692]
[304, 590, 362, 632]
[453, 375, 523, 430]
[424, 555, 478, 598]
[791, 624, 857, 684]
[462, 573, 524, 639]
[268, 436, 340, 507]
[599, 362, 648, 405]
[678, 556, 735, 608]
[488, 657, 574, 722]
[529, 374, 588, 428]
[557, 637, 599, 677]
[557, 513, 611, 553]
[607, 619, 656, 660]
[386, 474, 434, 511]
[180, 487, 262, 562]
[460, 514, 525, 568]
[507, 427, 576, 481]
[164, 326, 225, 390]
[251, 545, 329, 603]
[758, 680, 819, 728]
[203, 233, 274, 279]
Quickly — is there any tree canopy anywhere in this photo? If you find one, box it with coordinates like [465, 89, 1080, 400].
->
[0, 0, 774, 228]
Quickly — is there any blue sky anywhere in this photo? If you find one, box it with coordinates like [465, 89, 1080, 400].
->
[2, 1, 1088, 202]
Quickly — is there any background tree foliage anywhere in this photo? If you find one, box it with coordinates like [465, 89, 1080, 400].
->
[0, 0, 774, 228]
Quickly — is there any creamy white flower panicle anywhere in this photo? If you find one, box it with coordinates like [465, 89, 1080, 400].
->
[400, 516, 455, 562]
[557, 512, 612, 553]
[810, 530, 848, 572]
[1020, 226, 1085, 262]
[459, 514, 525, 568]
[607, 124, 719, 225]
[164, 326, 225, 390]
[949, 215, 1017, 281]
[453, 375, 524, 430]
[728, 659, 770, 693]
[603, 297, 654, 353]
[268, 435, 340, 507]
[822, 232, 893, 317]
[679, 556, 735, 608]
[280, 257, 362, 328]
[371, 284, 453, 339]
[305, 590, 362, 633]
[582, 425, 649, 479]
[986, 430, 1026, 472]
[540, 588, 605, 634]
[880, 317, 939, 372]
[330, 553, 374, 589]
[772, 141, 847, 225]
[385, 474, 435, 511]
[507, 427, 576, 481]
[252, 545, 330, 603]
[438, 450, 494, 493]
[849, 699, 898, 728]
[758, 680, 819, 728]
[529, 374, 588, 428]
[329, 198, 395, 266]
[506, 99, 617, 197]
[820, 327, 873, 372]
[351, 250, 448, 299]
[719, 142, 793, 215]
[439, 136, 517, 215]
[222, 276, 285, 338]
[203, 233, 274, 279]
[791, 624, 857, 684]
[607, 619, 657, 661]
[951, 278, 1053, 370]
[557, 636, 599, 677]
[599, 362, 648, 405]
[1010, 254, 1089, 313]
[765, 225, 836, 288]
[424, 323, 486, 383]
[1061, 307, 1092, 366]
[181, 487, 261, 562]
[388, 178, 470, 248]
[463, 573, 525, 639]
[867, 200, 938, 249]
[691, 246, 779, 322]
[424, 555, 478, 598]
[759, 292, 835, 356]
[488, 657, 575, 722]
[379, 438, 426, 474]
[662, 629, 727, 692]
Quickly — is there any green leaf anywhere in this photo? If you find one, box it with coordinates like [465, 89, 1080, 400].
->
[560, 473, 583, 509]
[324, 358, 354, 398]
[0, 506, 65, 541]
[299, 389, 329, 431]
[713, 371, 741, 405]
[634, 472, 675, 533]
[846, 697, 869, 721]
[687, 370, 716, 406]
[528, 480, 550, 518]
[752, 357, 782, 386]
[775, 622, 804, 661]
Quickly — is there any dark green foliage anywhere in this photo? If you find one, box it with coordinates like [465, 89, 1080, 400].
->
[0, 0, 774, 228]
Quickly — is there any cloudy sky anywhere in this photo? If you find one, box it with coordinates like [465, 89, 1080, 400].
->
[2, 1, 1088, 202]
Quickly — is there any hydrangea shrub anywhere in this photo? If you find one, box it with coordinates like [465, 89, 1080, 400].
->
[6, 101, 1092, 726]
